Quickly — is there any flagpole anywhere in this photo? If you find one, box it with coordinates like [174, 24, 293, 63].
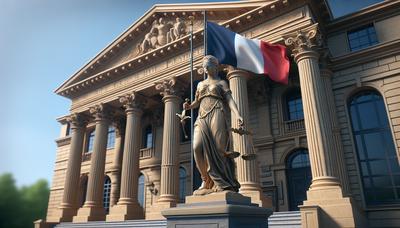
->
[203, 10, 207, 80]
[189, 15, 195, 194]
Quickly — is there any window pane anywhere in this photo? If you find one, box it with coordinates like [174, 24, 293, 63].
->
[138, 174, 145, 207]
[107, 126, 115, 149]
[348, 90, 400, 206]
[364, 132, 384, 159]
[87, 130, 95, 152]
[103, 177, 111, 214]
[348, 25, 379, 51]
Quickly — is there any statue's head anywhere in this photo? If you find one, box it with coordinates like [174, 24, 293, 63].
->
[159, 17, 165, 24]
[202, 55, 219, 77]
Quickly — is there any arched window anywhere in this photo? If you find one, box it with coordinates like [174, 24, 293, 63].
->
[284, 88, 304, 121]
[86, 130, 95, 152]
[349, 90, 400, 206]
[103, 176, 111, 213]
[138, 174, 145, 207]
[179, 167, 187, 202]
[286, 149, 312, 211]
[143, 125, 153, 148]
[106, 126, 116, 149]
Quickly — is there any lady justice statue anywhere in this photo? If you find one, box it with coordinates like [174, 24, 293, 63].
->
[183, 55, 243, 196]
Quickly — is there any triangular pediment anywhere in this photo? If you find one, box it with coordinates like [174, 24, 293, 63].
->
[55, 1, 273, 97]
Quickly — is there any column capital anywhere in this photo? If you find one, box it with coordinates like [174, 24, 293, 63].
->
[66, 113, 88, 129]
[119, 91, 146, 113]
[225, 66, 250, 81]
[283, 24, 322, 62]
[89, 103, 113, 121]
[155, 77, 184, 100]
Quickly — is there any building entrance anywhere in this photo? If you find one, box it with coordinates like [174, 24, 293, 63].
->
[286, 149, 312, 211]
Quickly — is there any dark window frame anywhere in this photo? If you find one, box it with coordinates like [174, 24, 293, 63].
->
[103, 176, 111, 213]
[347, 24, 379, 52]
[283, 88, 304, 121]
[348, 90, 400, 207]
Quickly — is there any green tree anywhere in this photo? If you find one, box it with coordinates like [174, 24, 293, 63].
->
[21, 179, 50, 227]
[0, 173, 49, 228]
[0, 173, 23, 227]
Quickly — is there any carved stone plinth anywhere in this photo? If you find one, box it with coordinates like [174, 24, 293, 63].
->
[162, 192, 272, 228]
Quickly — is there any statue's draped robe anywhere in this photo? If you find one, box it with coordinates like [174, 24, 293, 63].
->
[195, 83, 240, 192]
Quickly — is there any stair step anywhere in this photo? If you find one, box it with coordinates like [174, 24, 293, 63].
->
[55, 220, 166, 228]
[268, 211, 301, 228]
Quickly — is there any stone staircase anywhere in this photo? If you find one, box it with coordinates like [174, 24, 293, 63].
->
[55, 219, 166, 228]
[54, 211, 301, 228]
[268, 211, 302, 228]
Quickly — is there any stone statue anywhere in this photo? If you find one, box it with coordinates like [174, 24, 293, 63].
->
[167, 17, 187, 43]
[183, 55, 243, 195]
[138, 17, 187, 55]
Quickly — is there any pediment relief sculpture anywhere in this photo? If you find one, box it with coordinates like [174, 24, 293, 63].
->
[137, 17, 188, 55]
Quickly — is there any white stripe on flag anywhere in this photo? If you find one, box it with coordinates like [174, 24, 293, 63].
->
[234, 34, 264, 74]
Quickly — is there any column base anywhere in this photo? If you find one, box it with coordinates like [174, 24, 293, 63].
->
[301, 185, 367, 228]
[146, 201, 176, 220]
[34, 219, 57, 228]
[106, 202, 144, 221]
[72, 205, 106, 223]
[50, 207, 78, 222]
[239, 186, 272, 208]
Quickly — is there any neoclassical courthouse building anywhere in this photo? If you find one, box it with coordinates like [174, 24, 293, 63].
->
[37, 0, 400, 227]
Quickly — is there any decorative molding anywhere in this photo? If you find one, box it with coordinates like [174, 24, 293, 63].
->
[283, 23, 322, 58]
[118, 91, 147, 111]
[65, 113, 88, 129]
[154, 77, 184, 97]
[89, 103, 113, 121]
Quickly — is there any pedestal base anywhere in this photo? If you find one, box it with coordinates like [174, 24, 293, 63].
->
[146, 201, 176, 220]
[72, 206, 106, 223]
[50, 207, 78, 222]
[239, 189, 272, 208]
[106, 202, 144, 221]
[162, 191, 272, 228]
[301, 186, 367, 228]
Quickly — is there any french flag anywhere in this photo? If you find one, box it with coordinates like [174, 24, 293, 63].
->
[207, 22, 289, 84]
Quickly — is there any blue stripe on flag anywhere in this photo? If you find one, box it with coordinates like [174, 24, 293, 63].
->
[206, 22, 237, 67]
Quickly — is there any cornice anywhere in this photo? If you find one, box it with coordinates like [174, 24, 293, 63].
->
[326, 0, 400, 35]
[330, 39, 400, 71]
[55, 0, 318, 99]
[55, 136, 71, 147]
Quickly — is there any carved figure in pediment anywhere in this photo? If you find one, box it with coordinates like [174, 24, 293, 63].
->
[137, 20, 159, 55]
[154, 17, 173, 46]
[167, 17, 187, 43]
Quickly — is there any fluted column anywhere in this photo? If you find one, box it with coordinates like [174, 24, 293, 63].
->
[285, 25, 340, 188]
[73, 104, 111, 222]
[107, 92, 146, 221]
[227, 69, 269, 207]
[320, 68, 351, 195]
[109, 121, 124, 207]
[56, 113, 87, 222]
[156, 77, 182, 205]
[284, 24, 362, 227]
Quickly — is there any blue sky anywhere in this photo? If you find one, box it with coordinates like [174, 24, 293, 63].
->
[0, 0, 383, 187]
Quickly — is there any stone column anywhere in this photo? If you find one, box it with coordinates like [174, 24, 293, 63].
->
[107, 92, 146, 221]
[284, 24, 363, 227]
[109, 120, 124, 207]
[56, 113, 87, 222]
[157, 78, 182, 204]
[320, 67, 351, 195]
[147, 78, 181, 219]
[73, 104, 111, 222]
[227, 69, 270, 207]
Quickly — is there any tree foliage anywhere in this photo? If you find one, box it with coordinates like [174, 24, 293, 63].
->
[0, 173, 49, 228]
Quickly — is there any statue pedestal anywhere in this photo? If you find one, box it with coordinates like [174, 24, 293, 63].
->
[162, 191, 272, 228]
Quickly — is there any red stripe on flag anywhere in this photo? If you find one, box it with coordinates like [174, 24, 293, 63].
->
[260, 41, 289, 84]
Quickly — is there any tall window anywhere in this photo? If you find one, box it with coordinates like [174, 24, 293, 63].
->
[348, 24, 378, 52]
[106, 126, 116, 149]
[349, 90, 400, 206]
[179, 167, 187, 202]
[143, 125, 153, 148]
[80, 176, 88, 207]
[66, 123, 71, 136]
[285, 88, 304, 121]
[86, 130, 95, 152]
[138, 174, 145, 207]
[103, 176, 111, 213]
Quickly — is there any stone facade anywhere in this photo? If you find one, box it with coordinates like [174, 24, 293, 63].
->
[37, 1, 400, 227]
